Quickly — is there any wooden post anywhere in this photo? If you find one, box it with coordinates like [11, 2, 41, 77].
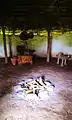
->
[47, 28, 52, 62]
[8, 35, 12, 58]
[2, 26, 8, 64]
[62, 28, 65, 34]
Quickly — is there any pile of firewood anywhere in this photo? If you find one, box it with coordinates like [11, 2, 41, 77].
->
[18, 76, 55, 97]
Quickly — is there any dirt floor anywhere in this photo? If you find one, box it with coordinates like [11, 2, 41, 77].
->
[0, 57, 72, 120]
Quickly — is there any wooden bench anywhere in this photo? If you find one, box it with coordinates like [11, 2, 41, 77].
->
[11, 56, 33, 65]
[56, 52, 72, 67]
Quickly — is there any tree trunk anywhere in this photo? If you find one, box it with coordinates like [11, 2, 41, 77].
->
[47, 28, 52, 62]
[2, 26, 8, 64]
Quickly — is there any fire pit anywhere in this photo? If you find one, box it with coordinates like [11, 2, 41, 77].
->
[15, 76, 55, 100]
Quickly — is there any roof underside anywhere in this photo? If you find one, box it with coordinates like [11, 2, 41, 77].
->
[0, 0, 72, 29]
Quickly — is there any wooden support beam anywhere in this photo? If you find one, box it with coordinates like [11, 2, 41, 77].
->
[47, 28, 52, 62]
[8, 35, 12, 58]
[61, 28, 65, 34]
[2, 26, 8, 64]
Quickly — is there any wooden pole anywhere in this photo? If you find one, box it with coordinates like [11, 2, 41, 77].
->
[47, 28, 52, 62]
[8, 35, 12, 58]
[62, 28, 65, 34]
[2, 26, 8, 64]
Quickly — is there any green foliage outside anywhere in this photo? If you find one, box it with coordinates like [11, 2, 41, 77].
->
[51, 31, 72, 47]
[11, 30, 48, 49]
[12, 35, 47, 49]
[0, 30, 72, 48]
[62, 32, 72, 46]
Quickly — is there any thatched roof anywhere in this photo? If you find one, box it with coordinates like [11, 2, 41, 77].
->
[0, 0, 72, 30]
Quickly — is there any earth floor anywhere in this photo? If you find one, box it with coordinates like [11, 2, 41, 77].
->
[0, 57, 72, 120]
